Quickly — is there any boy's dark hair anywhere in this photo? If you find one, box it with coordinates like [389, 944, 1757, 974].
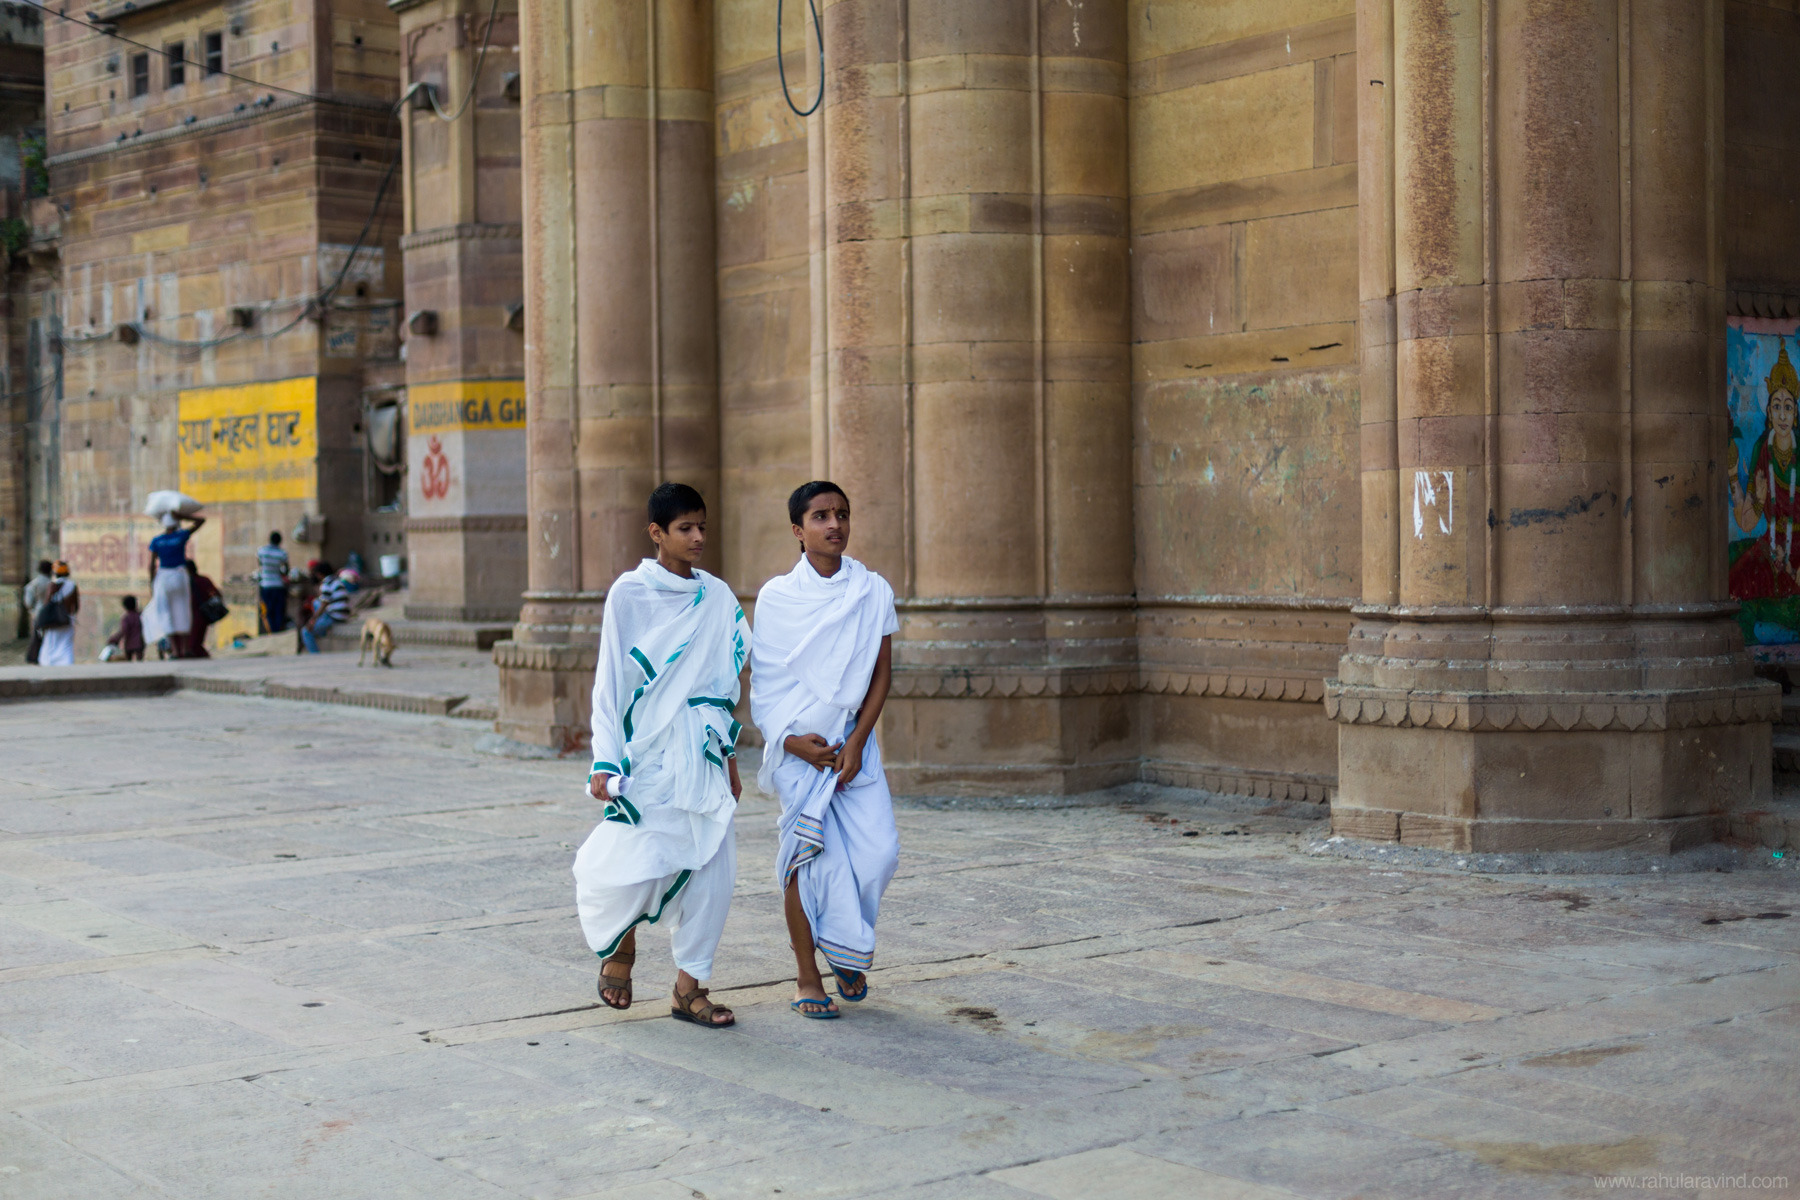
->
[269, 531, 282, 545]
[36, 559, 51, 576]
[788, 480, 849, 526]
[648, 482, 706, 530]
[312, 561, 335, 577]
[121, 595, 138, 611]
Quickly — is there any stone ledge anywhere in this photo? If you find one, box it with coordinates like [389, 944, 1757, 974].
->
[1141, 758, 1332, 804]
[176, 675, 474, 718]
[1140, 671, 1325, 703]
[399, 223, 525, 250]
[491, 640, 598, 672]
[0, 674, 176, 701]
[888, 667, 1136, 699]
[1323, 681, 1781, 732]
[405, 515, 529, 534]
[1330, 806, 1727, 854]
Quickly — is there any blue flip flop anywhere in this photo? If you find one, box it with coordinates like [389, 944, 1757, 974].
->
[792, 998, 839, 1020]
[830, 965, 869, 1003]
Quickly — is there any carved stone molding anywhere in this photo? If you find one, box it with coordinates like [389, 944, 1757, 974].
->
[400, 224, 525, 250]
[405, 515, 529, 533]
[1323, 681, 1781, 733]
[888, 667, 1137, 700]
[491, 640, 597, 672]
[1139, 671, 1326, 704]
[1141, 759, 1333, 805]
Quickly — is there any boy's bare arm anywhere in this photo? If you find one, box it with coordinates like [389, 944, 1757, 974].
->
[835, 637, 892, 787]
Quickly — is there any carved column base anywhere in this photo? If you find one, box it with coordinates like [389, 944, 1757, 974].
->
[491, 591, 606, 752]
[1326, 614, 1779, 853]
[879, 601, 1139, 796]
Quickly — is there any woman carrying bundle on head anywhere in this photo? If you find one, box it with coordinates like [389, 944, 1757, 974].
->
[145, 511, 204, 658]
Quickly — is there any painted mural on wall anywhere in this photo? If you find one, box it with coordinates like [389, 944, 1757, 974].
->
[1728, 316, 1800, 646]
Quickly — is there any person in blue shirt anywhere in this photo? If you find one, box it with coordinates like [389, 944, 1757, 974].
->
[145, 512, 204, 657]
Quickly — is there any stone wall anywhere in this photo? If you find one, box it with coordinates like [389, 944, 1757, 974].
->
[1127, 0, 1362, 802]
[36, 0, 402, 652]
[714, 0, 812, 592]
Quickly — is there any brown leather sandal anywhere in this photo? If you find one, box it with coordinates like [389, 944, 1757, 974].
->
[597, 949, 635, 1010]
[670, 981, 734, 1029]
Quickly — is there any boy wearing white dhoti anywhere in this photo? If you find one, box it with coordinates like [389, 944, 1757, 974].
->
[574, 483, 749, 1030]
[751, 481, 899, 1019]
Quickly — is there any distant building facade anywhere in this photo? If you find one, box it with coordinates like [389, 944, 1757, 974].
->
[392, 0, 524, 628]
[22, 0, 403, 651]
[0, 0, 43, 639]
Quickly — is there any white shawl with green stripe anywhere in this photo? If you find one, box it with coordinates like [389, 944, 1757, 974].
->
[584, 559, 749, 884]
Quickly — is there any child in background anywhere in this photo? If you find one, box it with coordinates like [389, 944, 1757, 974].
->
[107, 596, 146, 661]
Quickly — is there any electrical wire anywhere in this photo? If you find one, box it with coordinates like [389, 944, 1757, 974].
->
[396, 0, 503, 124]
[776, 0, 823, 118]
[68, 149, 402, 351]
[19, 0, 369, 110]
[24, 0, 477, 353]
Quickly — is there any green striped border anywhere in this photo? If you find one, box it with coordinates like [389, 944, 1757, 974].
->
[595, 868, 692, 959]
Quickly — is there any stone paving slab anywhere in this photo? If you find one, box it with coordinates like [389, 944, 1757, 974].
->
[0, 643, 500, 720]
[0, 693, 1797, 1199]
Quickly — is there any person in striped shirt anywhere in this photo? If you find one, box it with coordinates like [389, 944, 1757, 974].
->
[257, 532, 291, 633]
[300, 561, 351, 653]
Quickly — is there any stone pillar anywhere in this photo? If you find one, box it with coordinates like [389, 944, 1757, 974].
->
[396, 0, 527, 627]
[1329, 0, 1777, 851]
[496, 0, 717, 750]
[812, 0, 1134, 794]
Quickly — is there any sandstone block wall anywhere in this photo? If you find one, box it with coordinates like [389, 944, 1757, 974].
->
[29, 0, 403, 653]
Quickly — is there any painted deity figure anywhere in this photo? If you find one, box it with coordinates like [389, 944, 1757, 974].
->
[1731, 341, 1800, 598]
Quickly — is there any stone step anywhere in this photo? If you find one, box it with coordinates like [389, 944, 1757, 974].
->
[1780, 694, 1800, 731]
[323, 616, 512, 650]
[1729, 794, 1800, 852]
[1775, 729, 1800, 776]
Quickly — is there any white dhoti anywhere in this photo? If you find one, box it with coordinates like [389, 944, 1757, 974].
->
[37, 580, 77, 666]
[572, 559, 750, 983]
[38, 627, 74, 666]
[752, 553, 901, 978]
[771, 718, 899, 976]
[575, 814, 736, 979]
[145, 565, 191, 643]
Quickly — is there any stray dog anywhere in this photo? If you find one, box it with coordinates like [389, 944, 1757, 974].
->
[358, 617, 396, 667]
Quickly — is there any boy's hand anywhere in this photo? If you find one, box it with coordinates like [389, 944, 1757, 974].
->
[786, 733, 840, 772]
[728, 757, 742, 802]
[588, 773, 612, 801]
[835, 735, 865, 790]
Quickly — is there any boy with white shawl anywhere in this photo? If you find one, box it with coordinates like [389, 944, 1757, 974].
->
[751, 481, 899, 1018]
[575, 483, 750, 1029]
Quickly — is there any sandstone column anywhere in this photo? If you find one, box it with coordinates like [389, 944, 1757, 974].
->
[1330, 0, 1776, 851]
[497, 0, 717, 750]
[397, 0, 527, 630]
[812, 0, 1134, 794]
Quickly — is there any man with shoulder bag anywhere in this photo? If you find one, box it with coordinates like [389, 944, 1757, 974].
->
[21, 560, 52, 665]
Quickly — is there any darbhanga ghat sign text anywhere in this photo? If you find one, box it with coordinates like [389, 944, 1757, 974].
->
[408, 379, 526, 434]
[177, 377, 318, 504]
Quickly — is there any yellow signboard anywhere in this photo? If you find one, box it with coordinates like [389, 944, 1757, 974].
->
[409, 379, 526, 434]
[178, 377, 318, 503]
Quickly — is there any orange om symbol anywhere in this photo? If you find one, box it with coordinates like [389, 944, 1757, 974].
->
[421, 436, 451, 500]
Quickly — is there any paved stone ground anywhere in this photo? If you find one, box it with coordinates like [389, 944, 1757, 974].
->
[1, 694, 1797, 1200]
[0, 644, 500, 719]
